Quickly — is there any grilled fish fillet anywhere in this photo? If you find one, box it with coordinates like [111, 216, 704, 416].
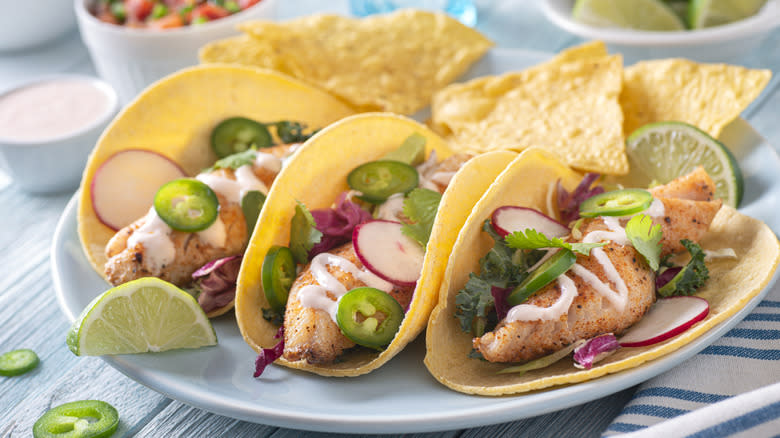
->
[474, 169, 723, 363]
[104, 144, 294, 286]
[283, 242, 414, 364]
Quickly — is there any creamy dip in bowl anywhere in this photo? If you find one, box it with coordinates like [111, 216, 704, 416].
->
[0, 75, 118, 194]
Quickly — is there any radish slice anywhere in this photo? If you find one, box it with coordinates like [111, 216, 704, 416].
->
[91, 149, 186, 231]
[491, 206, 569, 238]
[619, 296, 709, 347]
[352, 220, 424, 287]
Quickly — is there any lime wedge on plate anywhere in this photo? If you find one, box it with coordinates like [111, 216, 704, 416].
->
[689, 0, 768, 28]
[67, 277, 217, 356]
[572, 0, 686, 30]
[625, 121, 744, 208]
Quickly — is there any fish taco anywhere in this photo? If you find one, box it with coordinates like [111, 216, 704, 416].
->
[77, 64, 357, 318]
[425, 147, 780, 395]
[235, 113, 519, 377]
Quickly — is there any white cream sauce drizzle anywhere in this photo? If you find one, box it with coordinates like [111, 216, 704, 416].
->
[196, 166, 269, 205]
[255, 151, 282, 174]
[417, 150, 441, 191]
[127, 208, 176, 274]
[375, 193, 406, 221]
[298, 253, 394, 322]
[503, 198, 664, 322]
[196, 217, 226, 249]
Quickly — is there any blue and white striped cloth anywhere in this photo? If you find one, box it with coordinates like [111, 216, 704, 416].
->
[604, 285, 780, 437]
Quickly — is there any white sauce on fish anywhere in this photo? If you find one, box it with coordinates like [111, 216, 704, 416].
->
[298, 253, 394, 322]
[504, 199, 663, 321]
[197, 165, 269, 205]
[196, 217, 226, 249]
[127, 208, 176, 273]
[255, 151, 282, 174]
[375, 193, 406, 221]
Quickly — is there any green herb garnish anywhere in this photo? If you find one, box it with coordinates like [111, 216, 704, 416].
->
[625, 214, 663, 271]
[401, 188, 441, 247]
[211, 148, 257, 171]
[505, 228, 605, 256]
[272, 121, 318, 144]
[289, 201, 323, 264]
[658, 239, 709, 297]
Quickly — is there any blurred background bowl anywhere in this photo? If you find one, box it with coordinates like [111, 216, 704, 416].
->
[541, 0, 780, 63]
[0, 0, 77, 51]
[75, 0, 277, 104]
[0, 75, 118, 194]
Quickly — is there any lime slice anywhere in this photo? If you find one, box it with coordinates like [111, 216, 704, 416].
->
[625, 121, 744, 208]
[67, 277, 217, 356]
[573, 0, 686, 31]
[689, 0, 767, 29]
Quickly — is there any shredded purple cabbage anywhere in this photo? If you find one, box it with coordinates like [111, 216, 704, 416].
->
[309, 192, 372, 257]
[192, 255, 242, 314]
[491, 286, 512, 321]
[656, 266, 682, 290]
[556, 173, 604, 224]
[253, 326, 285, 378]
[573, 334, 620, 369]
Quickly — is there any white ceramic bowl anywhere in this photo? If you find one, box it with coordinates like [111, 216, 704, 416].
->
[541, 0, 780, 62]
[75, 0, 278, 104]
[0, 0, 77, 51]
[0, 75, 118, 194]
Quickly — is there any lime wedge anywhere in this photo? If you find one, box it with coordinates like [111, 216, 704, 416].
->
[67, 277, 217, 356]
[625, 121, 744, 208]
[573, 0, 686, 31]
[689, 0, 767, 29]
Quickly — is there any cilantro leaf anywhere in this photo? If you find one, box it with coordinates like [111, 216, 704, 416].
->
[625, 214, 663, 271]
[289, 201, 323, 264]
[657, 239, 709, 297]
[505, 228, 604, 256]
[273, 121, 318, 144]
[401, 188, 442, 247]
[210, 148, 257, 171]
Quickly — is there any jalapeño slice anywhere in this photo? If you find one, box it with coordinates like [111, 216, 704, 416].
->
[154, 179, 219, 232]
[211, 117, 273, 158]
[33, 400, 119, 438]
[336, 287, 404, 350]
[0, 349, 39, 376]
[261, 246, 296, 312]
[507, 249, 577, 306]
[347, 160, 419, 204]
[579, 188, 653, 218]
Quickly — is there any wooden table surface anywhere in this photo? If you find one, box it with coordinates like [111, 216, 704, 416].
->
[2, 1, 779, 437]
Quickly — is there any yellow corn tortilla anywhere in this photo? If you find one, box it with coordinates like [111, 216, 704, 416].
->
[621, 59, 772, 138]
[235, 112, 518, 376]
[199, 10, 493, 115]
[77, 65, 357, 315]
[424, 147, 780, 395]
[430, 42, 628, 175]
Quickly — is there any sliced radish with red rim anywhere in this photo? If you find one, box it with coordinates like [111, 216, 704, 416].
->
[491, 206, 569, 238]
[91, 149, 186, 230]
[619, 296, 709, 347]
[353, 220, 424, 287]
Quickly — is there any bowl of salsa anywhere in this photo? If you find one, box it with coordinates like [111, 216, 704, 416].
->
[75, 0, 277, 103]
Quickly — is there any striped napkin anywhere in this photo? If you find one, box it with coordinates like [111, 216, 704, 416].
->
[603, 284, 780, 436]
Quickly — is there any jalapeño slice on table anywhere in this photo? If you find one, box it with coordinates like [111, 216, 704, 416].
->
[336, 287, 404, 350]
[347, 160, 419, 204]
[211, 117, 273, 158]
[154, 179, 219, 232]
[261, 245, 296, 312]
[579, 188, 653, 218]
[507, 249, 577, 306]
[33, 400, 119, 438]
[0, 348, 39, 376]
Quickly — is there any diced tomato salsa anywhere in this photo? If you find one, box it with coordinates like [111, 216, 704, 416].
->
[91, 0, 263, 28]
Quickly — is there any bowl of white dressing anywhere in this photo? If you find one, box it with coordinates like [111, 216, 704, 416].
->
[0, 75, 118, 194]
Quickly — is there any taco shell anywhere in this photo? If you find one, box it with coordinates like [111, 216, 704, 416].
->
[425, 147, 780, 395]
[235, 113, 518, 376]
[78, 65, 357, 287]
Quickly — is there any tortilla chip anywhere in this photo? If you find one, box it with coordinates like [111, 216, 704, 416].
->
[235, 113, 517, 376]
[431, 46, 627, 175]
[621, 59, 772, 138]
[199, 10, 493, 115]
[424, 148, 780, 395]
[78, 65, 356, 283]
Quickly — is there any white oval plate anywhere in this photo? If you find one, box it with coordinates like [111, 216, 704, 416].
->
[52, 49, 780, 434]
